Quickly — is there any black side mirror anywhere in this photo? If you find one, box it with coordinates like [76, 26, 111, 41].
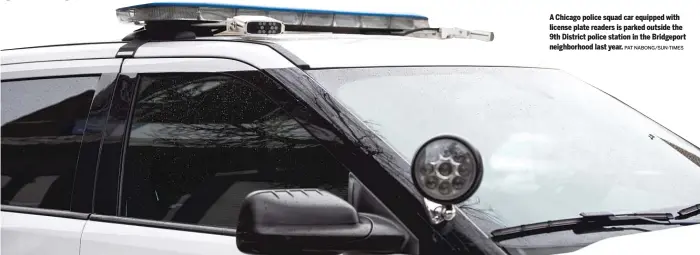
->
[236, 189, 409, 254]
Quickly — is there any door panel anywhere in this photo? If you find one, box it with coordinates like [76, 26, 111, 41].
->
[1, 212, 86, 255]
[81, 220, 244, 255]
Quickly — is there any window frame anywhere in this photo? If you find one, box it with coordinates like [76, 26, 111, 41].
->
[1, 58, 122, 216]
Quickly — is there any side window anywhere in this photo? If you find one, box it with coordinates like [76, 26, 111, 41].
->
[1, 76, 98, 210]
[122, 73, 349, 228]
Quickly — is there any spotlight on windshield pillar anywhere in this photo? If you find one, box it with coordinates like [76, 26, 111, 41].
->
[411, 135, 484, 205]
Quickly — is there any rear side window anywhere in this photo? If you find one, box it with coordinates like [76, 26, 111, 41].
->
[1, 76, 98, 210]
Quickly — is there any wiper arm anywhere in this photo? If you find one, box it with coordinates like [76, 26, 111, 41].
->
[491, 211, 700, 242]
[676, 204, 700, 219]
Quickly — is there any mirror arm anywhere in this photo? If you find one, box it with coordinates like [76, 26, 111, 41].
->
[356, 213, 410, 253]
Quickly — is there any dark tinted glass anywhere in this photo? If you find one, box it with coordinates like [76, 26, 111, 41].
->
[122, 73, 349, 229]
[1, 76, 98, 210]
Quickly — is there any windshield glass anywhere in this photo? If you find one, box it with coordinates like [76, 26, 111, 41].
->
[308, 66, 700, 231]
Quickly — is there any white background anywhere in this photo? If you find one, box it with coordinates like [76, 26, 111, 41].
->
[1, 0, 698, 145]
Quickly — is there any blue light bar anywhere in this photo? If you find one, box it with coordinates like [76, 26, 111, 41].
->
[116, 2, 430, 30]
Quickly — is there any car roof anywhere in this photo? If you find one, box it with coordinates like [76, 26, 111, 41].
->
[2, 33, 549, 69]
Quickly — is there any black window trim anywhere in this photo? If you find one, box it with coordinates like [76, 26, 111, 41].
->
[0, 205, 236, 237]
[1, 205, 89, 220]
[0, 73, 102, 83]
[88, 214, 237, 237]
[114, 74, 140, 216]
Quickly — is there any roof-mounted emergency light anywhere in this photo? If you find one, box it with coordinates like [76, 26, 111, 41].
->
[115, 2, 494, 41]
[116, 2, 430, 31]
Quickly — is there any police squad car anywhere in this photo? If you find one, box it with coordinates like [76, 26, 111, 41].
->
[2, 2, 700, 255]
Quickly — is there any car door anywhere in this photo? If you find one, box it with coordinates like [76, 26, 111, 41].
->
[80, 57, 352, 255]
[1, 58, 122, 255]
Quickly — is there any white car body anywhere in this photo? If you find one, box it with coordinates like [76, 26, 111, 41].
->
[556, 224, 700, 255]
[2, 19, 697, 255]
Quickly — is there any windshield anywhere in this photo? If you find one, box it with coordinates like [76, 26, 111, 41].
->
[308, 66, 700, 232]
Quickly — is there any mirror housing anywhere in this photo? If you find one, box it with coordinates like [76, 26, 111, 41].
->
[236, 189, 409, 254]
